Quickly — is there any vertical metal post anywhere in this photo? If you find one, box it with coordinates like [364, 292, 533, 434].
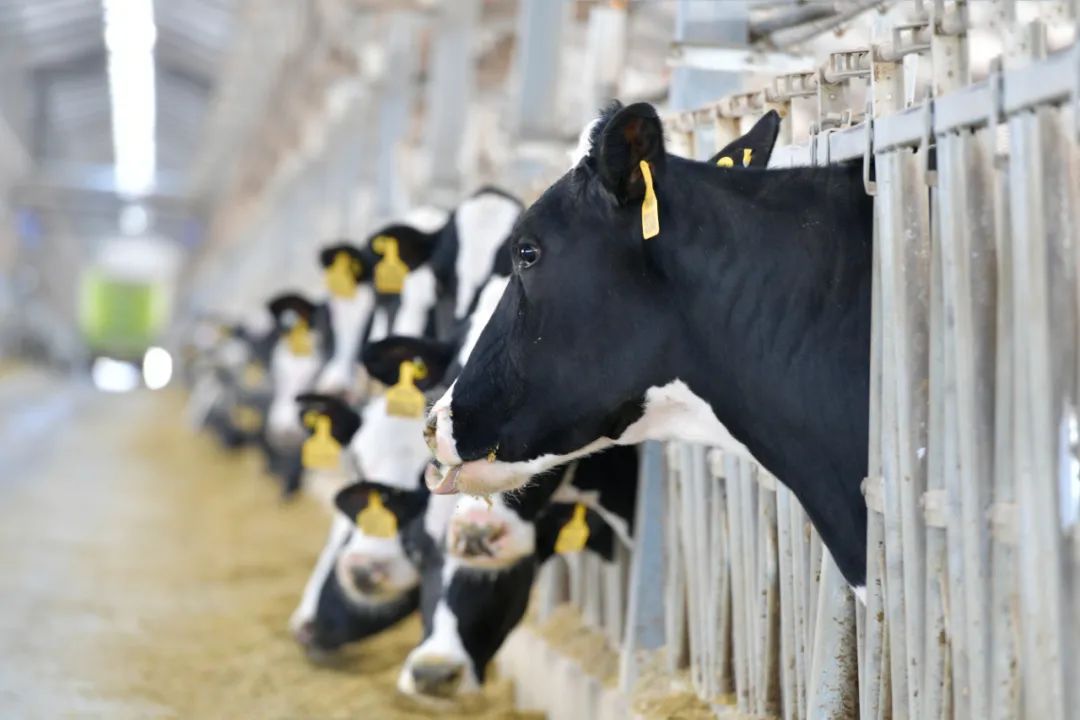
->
[423, 0, 480, 201]
[670, 0, 748, 111]
[511, 0, 566, 141]
[620, 441, 668, 692]
[374, 13, 420, 222]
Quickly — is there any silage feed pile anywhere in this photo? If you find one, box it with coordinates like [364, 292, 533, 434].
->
[0, 390, 538, 719]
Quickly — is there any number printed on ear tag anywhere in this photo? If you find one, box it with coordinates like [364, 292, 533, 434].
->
[639, 160, 660, 240]
[373, 236, 409, 295]
[357, 491, 398, 538]
[554, 503, 590, 555]
[326, 251, 358, 299]
[385, 360, 427, 418]
[301, 415, 342, 470]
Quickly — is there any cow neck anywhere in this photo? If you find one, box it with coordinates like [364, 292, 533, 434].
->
[656, 157, 873, 585]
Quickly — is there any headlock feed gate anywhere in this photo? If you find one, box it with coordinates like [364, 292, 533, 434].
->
[498, 3, 1080, 719]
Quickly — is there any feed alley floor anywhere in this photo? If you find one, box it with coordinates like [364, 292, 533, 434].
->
[0, 369, 536, 719]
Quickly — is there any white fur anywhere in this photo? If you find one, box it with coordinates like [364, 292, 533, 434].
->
[393, 265, 438, 337]
[347, 396, 431, 491]
[853, 585, 866, 605]
[429, 380, 755, 496]
[315, 285, 375, 394]
[290, 514, 352, 634]
[335, 531, 421, 604]
[453, 194, 521, 319]
[569, 117, 602, 166]
[456, 276, 508, 366]
[425, 493, 464, 543]
[367, 306, 391, 344]
[267, 343, 322, 438]
[397, 557, 480, 696]
[445, 494, 536, 568]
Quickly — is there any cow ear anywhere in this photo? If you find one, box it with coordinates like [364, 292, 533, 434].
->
[596, 102, 666, 204]
[708, 110, 782, 169]
[334, 482, 370, 522]
[361, 336, 456, 391]
[296, 393, 361, 444]
[582, 509, 615, 561]
[535, 504, 616, 562]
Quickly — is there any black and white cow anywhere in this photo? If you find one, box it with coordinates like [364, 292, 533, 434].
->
[265, 292, 331, 495]
[197, 321, 275, 450]
[288, 368, 453, 650]
[425, 103, 875, 591]
[398, 447, 637, 699]
[312, 241, 379, 400]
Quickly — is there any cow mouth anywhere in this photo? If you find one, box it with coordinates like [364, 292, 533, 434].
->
[425, 458, 528, 497]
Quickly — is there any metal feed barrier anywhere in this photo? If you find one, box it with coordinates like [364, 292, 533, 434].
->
[499, 3, 1080, 719]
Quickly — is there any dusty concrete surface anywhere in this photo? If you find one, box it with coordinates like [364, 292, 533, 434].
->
[0, 386, 537, 719]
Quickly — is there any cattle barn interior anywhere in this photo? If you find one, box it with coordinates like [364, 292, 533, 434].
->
[0, 1, 1078, 718]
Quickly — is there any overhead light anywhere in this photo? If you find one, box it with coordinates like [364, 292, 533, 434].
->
[92, 356, 141, 393]
[142, 346, 173, 390]
[102, 0, 157, 198]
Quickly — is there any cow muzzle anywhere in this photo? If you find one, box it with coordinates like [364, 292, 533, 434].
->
[409, 657, 466, 698]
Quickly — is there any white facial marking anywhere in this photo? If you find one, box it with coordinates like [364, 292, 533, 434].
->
[393, 265, 438, 337]
[397, 592, 479, 696]
[445, 494, 535, 568]
[290, 514, 352, 634]
[456, 276, 508, 366]
[367, 306, 391, 344]
[424, 492, 463, 544]
[348, 396, 430, 491]
[267, 342, 322, 438]
[316, 285, 375, 394]
[335, 531, 420, 604]
[453, 194, 520, 319]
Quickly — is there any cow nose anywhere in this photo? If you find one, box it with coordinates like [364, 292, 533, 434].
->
[411, 659, 465, 698]
[451, 521, 506, 558]
[350, 567, 381, 594]
[423, 413, 437, 453]
[292, 620, 316, 649]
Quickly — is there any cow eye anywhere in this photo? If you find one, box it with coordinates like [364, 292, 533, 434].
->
[516, 243, 540, 270]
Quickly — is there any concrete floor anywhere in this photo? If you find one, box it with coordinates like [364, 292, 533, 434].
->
[0, 372, 531, 719]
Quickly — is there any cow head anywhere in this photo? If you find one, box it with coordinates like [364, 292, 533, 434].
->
[398, 500, 616, 699]
[290, 516, 420, 658]
[314, 242, 378, 398]
[426, 104, 783, 495]
[331, 480, 430, 604]
[265, 292, 325, 442]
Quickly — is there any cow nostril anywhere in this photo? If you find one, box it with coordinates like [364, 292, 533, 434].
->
[411, 659, 465, 698]
[293, 620, 316, 648]
[350, 567, 380, 594]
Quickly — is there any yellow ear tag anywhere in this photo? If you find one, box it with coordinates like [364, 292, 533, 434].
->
[326, 251, 358, 299]
[301, 415, 342, 470]
[716, 156, 735, 168]
[742, 148, 753, 167]
[357, 491, 398, 538]
[241, 362, 265, 389]
[554, 504, 590, 555]
[372, 236, 409, 295]
[286, 318, 313, 356]
[385, 360, 427, 418]
[639, 160, 659, 240]
[231, 404, 263, 432]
